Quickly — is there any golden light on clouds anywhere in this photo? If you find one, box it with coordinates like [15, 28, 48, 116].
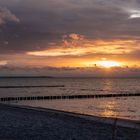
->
[0, 60, 7, 66]
[27, 47, 89, 57]
[26, 34, 140, 68]
[1, 0, 140, 78]
[27, 39, 136, 56]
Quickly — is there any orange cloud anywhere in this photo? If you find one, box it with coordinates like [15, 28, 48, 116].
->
[68, 33, 84, 40]
[27, 47, 90, 57]
[25, 33, 140, 68]
[27, 34, 138, 57]
[0, 60, 7, 66]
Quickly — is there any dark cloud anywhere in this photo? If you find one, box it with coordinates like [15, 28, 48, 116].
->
[0, 23, 63, 54]
[0, 0, 140, 71]
[0, 7, 19, 25]
[1, 0, 140, 35]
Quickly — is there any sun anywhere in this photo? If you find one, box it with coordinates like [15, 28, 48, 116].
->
[95, 60, 121, 68]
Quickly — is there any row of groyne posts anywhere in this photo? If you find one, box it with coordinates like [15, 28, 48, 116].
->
[0, 93, 140, 102]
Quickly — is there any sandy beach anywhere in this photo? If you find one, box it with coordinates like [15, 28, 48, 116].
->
[1, 0, 140, 139]
[0, 104, 139, 140]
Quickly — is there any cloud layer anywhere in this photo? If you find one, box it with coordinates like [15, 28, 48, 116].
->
[0, 7, 19, 25]
[0, 0, 140, 76]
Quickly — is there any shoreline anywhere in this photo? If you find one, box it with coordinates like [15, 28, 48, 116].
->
[3, 103, 140, 129]
[0, 103, 139, 139]
[1, 103, 140, 127]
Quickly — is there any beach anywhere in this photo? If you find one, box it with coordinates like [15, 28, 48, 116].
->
[0, 104, 139, 140]
[1, 0, 140, 139]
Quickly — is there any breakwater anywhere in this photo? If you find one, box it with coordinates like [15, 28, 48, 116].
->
[0, 93, 140, 102]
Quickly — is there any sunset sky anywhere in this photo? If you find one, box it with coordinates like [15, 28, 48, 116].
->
[0, 0, 140, 77]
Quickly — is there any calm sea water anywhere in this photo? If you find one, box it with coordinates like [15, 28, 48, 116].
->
[0, 78, 140, 120]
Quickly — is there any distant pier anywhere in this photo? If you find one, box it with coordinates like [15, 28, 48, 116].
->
[0, 93, 140, 102]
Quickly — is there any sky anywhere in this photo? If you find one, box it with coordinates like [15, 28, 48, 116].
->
[0, 0, 140, 77]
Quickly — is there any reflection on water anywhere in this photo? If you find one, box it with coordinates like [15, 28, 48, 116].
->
[100, 100, 119, 118]
[0, 78, 140, 121]
[0, 78, 140, 97]
[102, 79, 113, 91]
[12, 97, 140, 121]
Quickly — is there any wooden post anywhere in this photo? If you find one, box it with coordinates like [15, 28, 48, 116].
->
[112, 118, 117, 140]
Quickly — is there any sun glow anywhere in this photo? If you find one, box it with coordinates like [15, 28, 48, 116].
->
[95, 60, 121, 68]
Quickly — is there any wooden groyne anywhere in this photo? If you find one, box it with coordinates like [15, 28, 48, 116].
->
[0, 93, 140, 102]
[0, 85, 65, 89]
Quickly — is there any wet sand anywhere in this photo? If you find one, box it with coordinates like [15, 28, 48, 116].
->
[0, 104, 139, 140]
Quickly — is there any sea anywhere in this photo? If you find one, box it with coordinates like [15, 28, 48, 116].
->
[0, 77, 140, 121]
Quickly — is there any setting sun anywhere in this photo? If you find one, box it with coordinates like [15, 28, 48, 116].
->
[95, 60, 121, 68]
